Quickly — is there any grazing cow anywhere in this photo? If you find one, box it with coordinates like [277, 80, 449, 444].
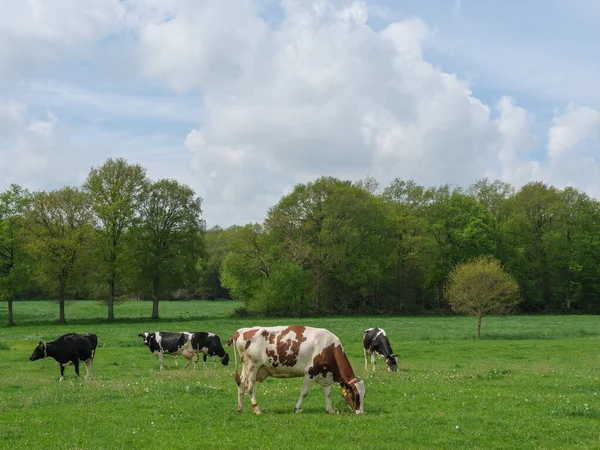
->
[138, 331, 229, 369]
[188, 332, 230, 368]
[363, 327, 399, 372]
[29, 333, 98, 381]
[138, 332, 191, 369]
[227, 325, 365, 415]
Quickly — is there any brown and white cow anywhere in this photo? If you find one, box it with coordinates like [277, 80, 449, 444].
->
[226, 325, 365, 415]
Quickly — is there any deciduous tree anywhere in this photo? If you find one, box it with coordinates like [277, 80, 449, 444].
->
[24, 187, 94, 324]
[444, 256, 520, 339]
[134, 179, 205, 319]
[84, 157, 147, 320]
[0, 184, 34, 326]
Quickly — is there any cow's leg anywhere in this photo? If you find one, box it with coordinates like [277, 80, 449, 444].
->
[237, 369, 247, 413]
[73, 359, 80, 377]
[193, 354, 198, 370]
[59, 364, 65, 382]
[84, 358, 92, 380]
[212, 355, 216, 367]
[174, 355, 179, 367]
[237, 382, 246, 413]
[159, 353, 165, 370]
[248, 376, 262, 415]
[321, 384, 335, 414]
[203, 353, 207, 369]
[364, 348, 369, 371]
[295, 375, 314, 413]
[183, 357, 192, 369]
[371, 353, 376, 372]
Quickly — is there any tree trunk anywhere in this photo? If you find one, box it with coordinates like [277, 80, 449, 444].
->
[151, 294, 159, 319]
[59, 282, 66, 325]
[151, 276, 160, 319]
[476, 315, 482, 340]
[8, 299, 14, 327]
[213, 269, 218, 300]
[108, 278, 115, 321]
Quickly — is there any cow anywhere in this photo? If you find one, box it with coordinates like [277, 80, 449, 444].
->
[227, 325, 365, 415]
[188, 332, 230, 368]
[138, 331, 229, 369]
[363, 327, 399, 372]
[29, 333, 98, 381]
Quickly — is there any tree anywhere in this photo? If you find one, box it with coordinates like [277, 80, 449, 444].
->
[425, 186, 495, 309]
[0, 184, 34, 326]
[444, 256, 520, 339]
[134, 179, 205, 319]
[221, 223, 274, 312]
[198, 226, 231, 300]
[382, 179, 430, 312]
[24, 187, 94, 324]
[505, 182, 561, 311]
[84, 157, 148, 321]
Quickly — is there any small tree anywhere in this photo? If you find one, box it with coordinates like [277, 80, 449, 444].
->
[444, 256, 520, 339]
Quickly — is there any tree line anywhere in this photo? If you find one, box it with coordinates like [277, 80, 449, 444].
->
[0, 158, 205, 325]
[216, 176, 600, 317]
[2, 160, 600, 325]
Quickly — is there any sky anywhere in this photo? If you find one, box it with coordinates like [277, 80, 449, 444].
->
[1, 0, 599, 228]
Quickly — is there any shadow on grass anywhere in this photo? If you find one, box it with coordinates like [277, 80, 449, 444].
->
[6, 315, 229, 328]
[564, 409, 600, 419]
[481, 330, 600, 340]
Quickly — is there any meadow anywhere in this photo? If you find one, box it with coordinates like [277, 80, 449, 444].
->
[1, 300, 599, 450]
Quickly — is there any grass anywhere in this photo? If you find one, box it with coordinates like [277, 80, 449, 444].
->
[1, 301, 600, 449]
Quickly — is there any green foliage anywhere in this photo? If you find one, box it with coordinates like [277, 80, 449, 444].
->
[445, 256, 521, 339]
[133, 178, 206, 318]
[3, 164, 600, 318]
[252, 260, 308, 316]
[0, 184, 34, 325]
[83, 157, 148, 320]
[23, 187, 95, 323]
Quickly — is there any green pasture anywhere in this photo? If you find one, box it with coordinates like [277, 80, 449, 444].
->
[1, 301, 600, 449]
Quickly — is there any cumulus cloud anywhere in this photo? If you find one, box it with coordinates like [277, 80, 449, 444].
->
[547, 103, 600, 161]
[0, 0, 129, 83]
[1, 0, 600, 226]
[139, 1, 521, 225]
[493, 96, 538, 184]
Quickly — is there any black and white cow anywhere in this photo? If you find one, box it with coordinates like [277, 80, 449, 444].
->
[29, 333, 98, 381]
[188, 332, 230, 368]
[138, 331, 229, 369]
[363, 327, 399, 372]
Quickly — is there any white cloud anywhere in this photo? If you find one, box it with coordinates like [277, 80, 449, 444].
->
[1, 0, 600, 226]
[161, 1, 517, 225]
[493, 96, 538, 184]
[547, 103, 600, 161]
[0, 0, 129, 83]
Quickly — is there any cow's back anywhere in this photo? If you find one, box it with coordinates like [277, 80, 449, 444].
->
[235, 326, 343, 376]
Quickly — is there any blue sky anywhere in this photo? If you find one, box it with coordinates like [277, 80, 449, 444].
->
[0, 0, 599, 227]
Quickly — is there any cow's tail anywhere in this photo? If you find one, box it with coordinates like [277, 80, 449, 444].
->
[226, 334, 241, 386]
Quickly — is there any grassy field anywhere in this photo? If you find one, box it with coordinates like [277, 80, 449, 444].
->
[1, 300, 600, 449]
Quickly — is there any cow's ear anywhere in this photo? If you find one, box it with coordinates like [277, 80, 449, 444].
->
[38, 341, 42, 345]
[138, 334, 143, 337]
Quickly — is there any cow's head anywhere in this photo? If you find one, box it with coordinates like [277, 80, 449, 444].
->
[386, 354, 399, 372]
[221, 352, 230, 366]
[138, 332, 151, 346]
[29, 341, 47, 361]
[341, 378, 365, 415]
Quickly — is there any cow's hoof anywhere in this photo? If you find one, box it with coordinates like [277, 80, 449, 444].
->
[327, 409, 335, 415]
[237, 408, 243, 413]
[295, 408, 302, 414]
